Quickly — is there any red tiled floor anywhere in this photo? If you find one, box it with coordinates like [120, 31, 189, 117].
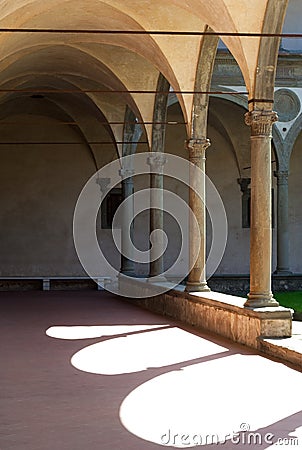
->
[1, 291, 302, 449]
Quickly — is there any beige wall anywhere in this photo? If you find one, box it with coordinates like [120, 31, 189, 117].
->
[0, 99, 297, 279]
[0, 113, 116, 276]
[289, 132, 302, 273]
[206, 123, 250, 274]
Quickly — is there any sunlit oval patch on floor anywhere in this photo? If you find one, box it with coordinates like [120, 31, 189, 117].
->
[119, 354, 302, 448]
[70, 327, 227, 375]
[46, 324, 167, 340]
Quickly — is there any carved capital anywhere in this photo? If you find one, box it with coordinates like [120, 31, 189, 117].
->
[186, 138, 211, 162]
[119, 168, 135, 180]
[238, 178, 251, 194]
[274, 170, 289, 186]
[245, 110, 278, 137]
[147, 152, 167, 172]
[96, 177, 110, 194]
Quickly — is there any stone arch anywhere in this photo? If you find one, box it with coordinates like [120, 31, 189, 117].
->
[191, 27, 219, 139]
[0, 76, 120, 170]
[273, 109, 302, 171]
[122, 106, 143, 157]
[251, 0, 289, 109]
[151, 73, 170, 152]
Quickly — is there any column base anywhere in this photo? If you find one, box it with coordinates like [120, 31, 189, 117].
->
[185, 281, 211, 293]
[273, 269, 292, 276]
[147, 275, 167, 283]
[244, 292, 279, 308]
[119, 270, 135, 277]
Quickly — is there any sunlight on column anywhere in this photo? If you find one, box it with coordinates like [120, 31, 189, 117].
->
[70, 327, 227, 375]
[46, 324, 167, 340]
[120, 354, 302, 448]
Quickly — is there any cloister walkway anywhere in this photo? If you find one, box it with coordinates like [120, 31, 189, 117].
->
[1, 291, 302, 450]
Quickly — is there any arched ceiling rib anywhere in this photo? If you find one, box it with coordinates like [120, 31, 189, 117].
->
[0, 83, 124, 170]
[0, 74, 129, 159]
[252, 0, 289, 110]
[0, 0, 205, 132]
[0, 0, 290, 140]
[98, 0, 271, 97]
[0, 43, 159, 147]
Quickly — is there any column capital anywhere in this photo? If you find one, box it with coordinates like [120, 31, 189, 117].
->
[119, 168, 135, 180]
[237, 177, 251, 194]
[274, 170, 289, 185]
[147, 152, 167, 172]
[96, 177, 110, 194]
[245, 110, 278, 137]
[186, 138, 211, 157]
[186, 138, 211, 160]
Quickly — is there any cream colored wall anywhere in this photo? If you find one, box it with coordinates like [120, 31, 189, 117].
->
[206, 124, 250, 274]
[289, 132, 302, 273]
[0, 113, 117, 276]
[133, 100, 253, 277]
[0, 99, 292, 279]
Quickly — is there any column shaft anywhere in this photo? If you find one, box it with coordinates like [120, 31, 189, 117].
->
[148, 153, 166, 281]
[245, 110, 279, 307]
[119, 169, 135, 276]
[185, 139, 210, 292]
[275, 170, 291, 274]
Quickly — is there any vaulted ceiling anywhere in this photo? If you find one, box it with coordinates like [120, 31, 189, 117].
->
[0, 0, 289, 145]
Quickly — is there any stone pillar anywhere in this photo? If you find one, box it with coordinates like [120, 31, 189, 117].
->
[244, 110, 279, 307]
[274, 170, 291, 275]
[238, 178, 251, 228]
[96, 177, 110, 231]
[147, 152, 167, 281]
[119, 168, 135, 276]
[185, 138, 211, 292]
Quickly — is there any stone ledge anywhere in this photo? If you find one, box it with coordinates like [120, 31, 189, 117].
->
[120, 277, 292, 350]
[259, 338, 302, 370]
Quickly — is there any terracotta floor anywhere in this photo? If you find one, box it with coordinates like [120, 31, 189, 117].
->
[1, 291, 302, 450]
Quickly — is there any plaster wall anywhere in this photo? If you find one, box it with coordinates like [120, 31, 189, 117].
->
[0, 114, 116, 276]
[289, 132, 302, 273]
[0, 100, 291, 279]
[206, 124, 250, 274]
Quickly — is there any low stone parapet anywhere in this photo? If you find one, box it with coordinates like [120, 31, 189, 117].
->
[119, 276, 293, 350]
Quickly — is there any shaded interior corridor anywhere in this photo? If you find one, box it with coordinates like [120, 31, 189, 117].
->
[1, 291, 302, 449]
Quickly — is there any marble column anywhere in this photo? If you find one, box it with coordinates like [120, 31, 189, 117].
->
[185, 138, 211, 292]
[238, 178, 251, 228]
[147, 152, 167, 281]
[96, 177, 110, 231]
[274, 169, 291, 275]
[244, 110, 279, 307]
[119, 167, 135, 276]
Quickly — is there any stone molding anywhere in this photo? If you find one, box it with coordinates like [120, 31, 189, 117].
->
[119, 277, 293, 350]
[274, 170, 289, 185]
[245, 110, 278, 137]
[186, 138, 211, 163]
[147, 152, 167, 172]
[274, 89, 301, 122]
[119, 168, 135, 180]
[237, 177, 251, 194]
